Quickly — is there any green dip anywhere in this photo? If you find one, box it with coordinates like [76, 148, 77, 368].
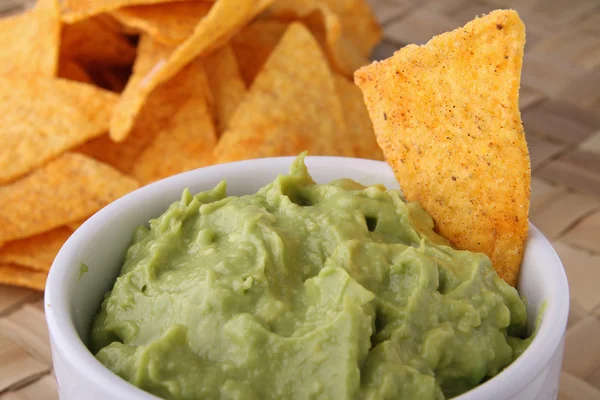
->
[91, 154, 532, 400]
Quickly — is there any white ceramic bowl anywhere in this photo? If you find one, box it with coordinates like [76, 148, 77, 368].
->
[45, 156, 569, 400]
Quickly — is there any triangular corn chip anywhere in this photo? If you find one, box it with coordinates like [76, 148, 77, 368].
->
[80, 35, 216, 183]
[333, 74, 383, 160]
[76, 37, 183, 174]
[204, 45, 247, 135]
[0, 77, 119, 184]
[112, 2, 213, 44]
[110, 0, 273, 142]
[0, 0, 60, 77]
[214, 23, 351, 163]
[0, 227, 73, 272]
[231, 20, 288, 85]
[130, 46, 217, 183]
[354, 10, 530, 286]
[0, 153, 138, 243]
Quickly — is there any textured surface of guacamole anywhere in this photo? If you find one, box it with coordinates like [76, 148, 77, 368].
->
[91, 156, 531, 400]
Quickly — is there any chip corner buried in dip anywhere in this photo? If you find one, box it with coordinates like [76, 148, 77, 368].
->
[91, 154, 533, 400]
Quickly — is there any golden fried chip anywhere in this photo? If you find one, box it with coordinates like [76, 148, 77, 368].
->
[0, 0, 60, 77]
[110, 0, 273, 142]
[62, 0, 185, 22]
[57, 57, 94, 84]
[0, 77, 119, 184]
[0, 227, 72, 272]
[265, 0, 379, 76]
[80, 35, 216, 183]
[0, 153, 139, 243]
[333, 74, 383, 160]
[354, 10, 530, 286]
[77, 37, 181, 173]
[204, 45, 247, 134]
[112, 2, 213, 44]
[214, 23, 351, 163]
[130, 45, 217, 183]
[61, 16, 136, 68]
[231, 20, 288, 85]
[0, 265, 47, 291]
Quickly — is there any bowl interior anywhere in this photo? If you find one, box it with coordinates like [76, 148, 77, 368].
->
[46, 156, 569, 399]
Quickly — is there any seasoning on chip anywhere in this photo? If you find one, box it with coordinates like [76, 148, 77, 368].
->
[204, 45, 247, 134]
[333, 74, 383, 160]
[0, 153, 138, 243]
[355, 10, 530, 286]
[0, 265, 47, 291]
[112, 1, 213, 45]
[61, 16, 137, 69]
[0, 0, 60, 77]
[0, 227, 73, 272]
[231, 20, 288, 85]
[0, 77, 119, 184]
[110, 0, 273, 142]
[214, 23, 351, 163]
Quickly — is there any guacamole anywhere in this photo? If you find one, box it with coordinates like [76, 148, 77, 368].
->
[91, 155, 532, 400]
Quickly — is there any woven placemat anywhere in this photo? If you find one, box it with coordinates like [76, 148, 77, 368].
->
[1, 0, 600, 399]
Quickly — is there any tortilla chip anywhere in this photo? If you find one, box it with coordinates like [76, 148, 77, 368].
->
[128, 40, 217, 183]
[0, 77, 119, 184]
[61, 16, 137, 68]
[231, 20, 288, 85]
[110, 0, 273, 142]
[333, 74, 383, 160]
[204, 45, 247, 135]
[77, 37, 178, 174]
[57, 57, 94, 84]
[354, 10, 530, 286]
[62, 0, 186, 23]
[80, 34, 216, 183]
[112, 2, 213, 44]
[0, 227, 72, 272]
[214, 23, 351, 163]
[0, 0, 60, 77]
[0, 265, 47, 291]
[0, 153, 139, 243]
[265, 0, 375, 77]
[130, 88, 217, 184]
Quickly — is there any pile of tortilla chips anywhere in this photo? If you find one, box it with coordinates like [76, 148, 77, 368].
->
[0, 0, 382, 290]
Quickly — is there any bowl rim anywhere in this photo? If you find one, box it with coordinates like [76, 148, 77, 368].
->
[45, 156, 570, 400]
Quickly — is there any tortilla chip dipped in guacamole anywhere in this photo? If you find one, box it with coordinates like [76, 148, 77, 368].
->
[354, 10, 530, 287]
[91, 155, 532, 400]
